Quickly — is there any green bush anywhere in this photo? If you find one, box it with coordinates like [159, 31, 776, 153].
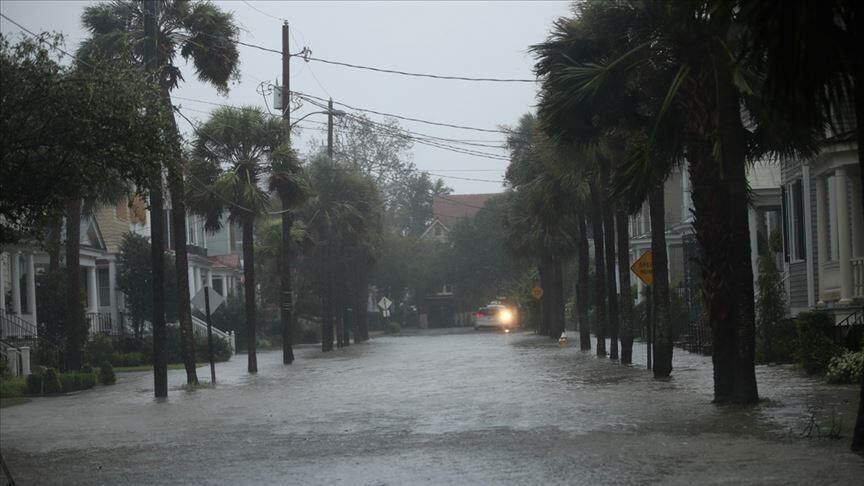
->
[58, 372, 97, 393]
[99, 362, 116, 385]
[826, 350, 864, 384]
[0, 377, 27, 398]
[32, 342, 63, 369]
[111, 352, 148, 367]
[42, 367, 62, 394]
[85, 334, 115, 368]
[756, 318, 798, 363]
[195, 336, 232, 362]
[386, 320, 401, 334]
[795, 312, 841, 374]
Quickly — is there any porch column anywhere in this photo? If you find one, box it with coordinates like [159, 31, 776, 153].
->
[86, 266, 98, 313]
[108, 260, 118, 326]
[26, 252, 37, 328]
[207, 269, 213, 290]
[836, 168, 853, 304]
[748, 208, 759, 287]
[11, 251, 21, 315]
[815, 176, 828, 304]
[851, 173, 863, 258]
[802, 165, 816, 307]
[188, 265, 196, 296]
[1, 252, 7, 313]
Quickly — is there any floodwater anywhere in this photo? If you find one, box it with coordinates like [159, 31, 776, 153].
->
[1, 329, 862, 485]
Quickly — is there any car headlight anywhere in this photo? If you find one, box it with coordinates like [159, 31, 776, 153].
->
[499, 309, 513, 324]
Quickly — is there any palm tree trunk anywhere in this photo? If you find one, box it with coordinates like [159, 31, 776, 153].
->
[590, 179, 607, 356]
[280, 207, 295, 364]
[577, 214, 592, 351]
[616, 210, 634, 364]
[538, 257, 553, 336]
[321, 245, 334, 352]
[150, 178, 168, 397]
[545, 256, 565, 339]
[168, 172, 198, 385]
[719, 73, 758, 403]
[48, 209, 63, 272]
[242, 214, 258, 373]
[649, 180, 672, 377]
[161, 87, 197, 385]
[602, 167, 620, 359]
[64, 198, 84, 371]
[357, 287, 369, 341]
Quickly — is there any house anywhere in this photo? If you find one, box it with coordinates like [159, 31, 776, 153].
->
[779, 133, 861, 322]
[627, 163, 783, 335]
[1, 195, 242, 374]
[420, 193, 497, 242]
[418, 193, 497, 327]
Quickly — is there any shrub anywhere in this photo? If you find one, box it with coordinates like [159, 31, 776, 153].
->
[99, 362, 116, 385]
[195, 336, 231, 362]
[42, 367, 62, 394]
[111, 352, 148, 367]
[795, 312, 841, 374]
[85, 334, 115, 368]
[58, 372, 97, 393]
[301, 329, 318, 344]
[0, 377, 27, 398]
[32, 342, 63, 369]
[386, 320, 401, 334]
[26, 372, 43, 395]
[826, 351, 864, 384]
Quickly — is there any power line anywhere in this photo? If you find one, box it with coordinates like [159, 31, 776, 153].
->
[173, 94, 511, 160]
[294, 91, 510, 134]
[192, 29, 535, 83]
[241, 1, 287, 22]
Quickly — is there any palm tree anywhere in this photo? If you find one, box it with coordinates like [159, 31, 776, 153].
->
[304, 156, 382, 351]
[188, 106, 281, 373]
[504, 114, 582, 340]
[268, 146, 310, 364]
[81, 0, 241, 385]
[727, 0, 864, 448]
[534, 1, 767, 393]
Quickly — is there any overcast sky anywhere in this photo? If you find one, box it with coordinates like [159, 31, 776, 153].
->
[1, 0, 570, 194]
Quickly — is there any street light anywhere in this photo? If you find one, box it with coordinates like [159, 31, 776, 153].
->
[287, 103, 346, 160]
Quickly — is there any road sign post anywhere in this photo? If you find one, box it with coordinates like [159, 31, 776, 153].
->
[630, 251, 654, 370]
[204, 286, 216, 384]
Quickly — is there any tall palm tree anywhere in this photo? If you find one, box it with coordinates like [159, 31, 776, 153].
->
[81, 0, 241, 385]
[505, 114, 582, 340]
[534, 1, 772, 395]
[268, 146, 310, 364]
[188, 106, 281, 373]
[727, 0, 864, 448]
[304, 156, 382, 351]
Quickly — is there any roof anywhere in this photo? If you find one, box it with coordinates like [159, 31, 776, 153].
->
[432, 194, 497, 228]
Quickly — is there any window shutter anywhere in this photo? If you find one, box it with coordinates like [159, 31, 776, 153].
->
[780, 185, 789, 262]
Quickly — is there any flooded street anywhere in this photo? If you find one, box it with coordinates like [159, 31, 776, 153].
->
[2, 330, 862, 485]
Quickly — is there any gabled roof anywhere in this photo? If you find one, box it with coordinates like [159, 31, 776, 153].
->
[432, 194, 497, 228]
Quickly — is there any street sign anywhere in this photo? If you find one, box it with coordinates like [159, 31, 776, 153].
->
[192, 286, 224, 313]
[378, 296, 392, 311]
[631, 250, 654, 286]
[531, 286, 544, 300]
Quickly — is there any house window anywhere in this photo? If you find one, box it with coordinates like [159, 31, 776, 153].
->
[783, 180, 806, 261]
[97, 268, 110, 307]
[188, 216, 197, 246]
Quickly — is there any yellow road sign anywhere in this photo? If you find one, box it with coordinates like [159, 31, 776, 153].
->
[630, 250, 654, 286]
[531, 285, 544, 300]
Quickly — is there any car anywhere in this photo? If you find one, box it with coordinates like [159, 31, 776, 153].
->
[474, 303, 517, 331]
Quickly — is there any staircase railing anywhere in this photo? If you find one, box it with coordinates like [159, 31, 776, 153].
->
[190, 315, 235, 353]
[835, 306, 864, 351]
[0, 309, 37, 341]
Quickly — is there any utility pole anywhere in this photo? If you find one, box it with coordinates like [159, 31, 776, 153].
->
[279, 21, 295, 364]
[327, 98, 334, 160]
[145, 0, 167, 398]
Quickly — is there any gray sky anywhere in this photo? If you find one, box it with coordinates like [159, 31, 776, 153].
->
[1, 0, 570, 194]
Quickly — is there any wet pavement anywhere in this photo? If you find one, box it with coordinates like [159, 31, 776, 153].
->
[2, 329, 862, 485]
